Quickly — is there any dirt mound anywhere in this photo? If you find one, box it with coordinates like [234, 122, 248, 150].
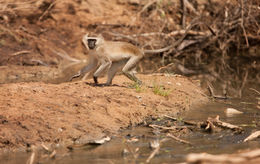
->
[0, 74, 207, 151]
[0, 0, 210, 152]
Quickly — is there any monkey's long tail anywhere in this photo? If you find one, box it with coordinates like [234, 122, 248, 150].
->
[50, 49, 87, 69]
[144, 46, 174, 54]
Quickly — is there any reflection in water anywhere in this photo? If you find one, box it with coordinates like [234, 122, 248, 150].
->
[1, 99, 260, 164]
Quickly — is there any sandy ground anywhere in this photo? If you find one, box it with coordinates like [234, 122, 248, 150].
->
[0, 71, 207, 152]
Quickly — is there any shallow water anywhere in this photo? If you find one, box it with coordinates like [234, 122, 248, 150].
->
[1, 98, 260, 164]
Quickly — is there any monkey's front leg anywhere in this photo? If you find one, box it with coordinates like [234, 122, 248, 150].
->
[69, 71, 81, 81]
[93, 76, 98, 84]
[69, 57, 98, 81]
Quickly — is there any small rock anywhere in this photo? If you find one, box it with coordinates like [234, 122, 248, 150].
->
[58, 128, 63, 132]
[176, 82, 181, 86]
[122, 148, 130, 156]
[149, 139, 160, 149]
[128, 0, 140, 5]
[89, 136, 111, 145]
[225, 108, 243, 117]
[126, 137, 139, 143]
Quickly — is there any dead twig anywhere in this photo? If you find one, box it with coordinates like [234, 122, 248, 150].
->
[163, 115, 199, 126]
[244, 131, 260, 142]
[138, 0, 158, 17]
[131, 30, 209, 38]
[166, 133, 192, 145]
[49, 150, 56, 159]
[240, 0, 249, 47]
[11, 50, 31, 56]
[27, 152, 35, 164]
[146, 138, 168, 163]
[125, 143, 139, 160]
[156, 63, 175, 72]
[181, 0, 187, 28]
[149, 124, 182, 130]
[177, 39, 201, 51]
[144, 17, 202, 54]
[239, 149, 260, 158]
[207, 115, 243, 132]
[31, 59, 49, 66]
[38, 0, 60, 22]
[163, 115, 177, 121]
[187, 149, 260, 163]
[26, 146, 36, 164]
[41, 143, 51, 152]
[183, 0, 199, 15]
[7, 50, 31, 63]
[205, 119, 218, 132]
[207, 82, 228, 99]
[146, 146, 160, 163]
[249, 88, 260, 95]
[187, 152, 246, 163]
[239, 70, 248, 98]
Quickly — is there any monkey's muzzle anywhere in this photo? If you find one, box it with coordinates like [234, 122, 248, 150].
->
[87, 39, 97, 49]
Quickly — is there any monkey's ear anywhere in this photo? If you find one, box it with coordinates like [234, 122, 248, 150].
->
[83, 33, 89, 39]
[82, 35, 89, 50]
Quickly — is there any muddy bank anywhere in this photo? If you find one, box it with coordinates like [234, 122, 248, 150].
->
[0, 74, 207, 151]
[0, 65, 61, 84]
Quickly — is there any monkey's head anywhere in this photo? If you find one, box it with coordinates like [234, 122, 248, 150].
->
[82, 33, 104, 50]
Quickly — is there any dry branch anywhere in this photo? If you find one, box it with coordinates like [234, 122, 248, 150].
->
[183, 0, 199, 15]
[186, 149, 260, 163]
[138, 0, 158, 16]
[240, 0, 249, 47]
[249, 88, 260, 95]
[146, 146, 160, 163]
[149, 124, 181, 130]
[244, 131, 260, 142]
[166, 133, 192, 145]
[38, 0, 60, 22]
[26, 145, 36, 164]
[27, 152, 35, 164]
[207, 115, 243, 132]
[181, 0, 187, 28]
[207, 82, 228, 99]
[11, 50, 31, 56]
[187, 152, 246, 163]
[146, 138, 168, 163]
[144, 17, 202, 54]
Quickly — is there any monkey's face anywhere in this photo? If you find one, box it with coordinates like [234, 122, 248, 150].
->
[87, 39, 97, 49]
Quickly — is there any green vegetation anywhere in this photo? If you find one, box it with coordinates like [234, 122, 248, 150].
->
[128, 82, 145, 93]
[0, 39, 6, 46]
[152, 84, 171, 97]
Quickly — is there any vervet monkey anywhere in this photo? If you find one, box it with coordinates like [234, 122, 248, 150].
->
[72, 34, 144, 85]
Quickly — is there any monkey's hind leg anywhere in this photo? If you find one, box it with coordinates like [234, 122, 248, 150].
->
[122, 56, 142, 85]
[106, 60, 126, 85]
[93, 59, 112, 85]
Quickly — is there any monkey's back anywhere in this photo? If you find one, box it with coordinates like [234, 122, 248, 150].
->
[103, 41, 144, 60]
